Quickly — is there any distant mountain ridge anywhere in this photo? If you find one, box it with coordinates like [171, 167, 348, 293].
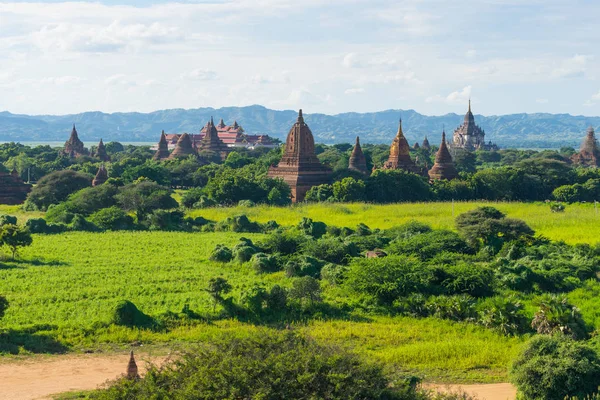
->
[1, 105, 599, 148]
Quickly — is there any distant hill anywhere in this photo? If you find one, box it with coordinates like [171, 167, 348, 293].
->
[1, 105, 599, 148]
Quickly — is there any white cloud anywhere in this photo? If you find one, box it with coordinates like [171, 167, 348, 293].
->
[592, 90, 600, 101]
[183, 69, 218, 81]
[344, 88, 365, 95]
[426, 86, 472, 105]
[552, 54, 591, 79]
[342, 53, 361, 68]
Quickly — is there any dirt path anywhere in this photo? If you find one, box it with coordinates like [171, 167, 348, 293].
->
[425, 383, 516, 400]
[0, 353, 516, 400]
[0, 353, 167, 400]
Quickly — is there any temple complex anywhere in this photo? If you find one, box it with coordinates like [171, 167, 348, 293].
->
[571, 126, 599, 167]
[94, 139, 109, 162]
[62, 125, 88, 158]
[268, 110, 331, 202]
[382, 119, 421, 174]
[0, 169, 31, 204]
[168, 133, 197, 159]
[348, 136, 368, 175]
[451, 101, 497, 151]
[153, 130, 170, 160]
[198, 118, 230, 160]
[428, 130, 458, 181]
[92, 165, 108, 186]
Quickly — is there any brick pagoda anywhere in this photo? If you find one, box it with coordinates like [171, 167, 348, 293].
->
[0, 169, 31, 204]
[428, 130, 458, 181]
[268, 109, 331, 202]
[348, 136, 368, 175]
[153, 130, 170, 160]
[169, 133, 197, 159]
[199, 117, 230, 160]
[571, 126, 599, 167]
[382, 119, 420, 174]
[63, 124, 88, 158]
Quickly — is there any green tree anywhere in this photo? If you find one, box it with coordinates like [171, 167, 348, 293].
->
[0, 295, 8, 320]
[26, 170, 92, 210]
[289, 276, 322, 306]
[115, 180, 178, 221]
[121, 160, 171, 186]
[510, 335, 600, 400]
[0, 224, 33, 259]
[332, 177, 366, 202]
[205, 277, 232, 312]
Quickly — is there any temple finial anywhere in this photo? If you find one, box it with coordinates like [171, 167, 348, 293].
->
[468, 98, 471, 112]
[210, 116, 214, 125]
[297, 109, 304, 122]
[356, 136, 360, 146]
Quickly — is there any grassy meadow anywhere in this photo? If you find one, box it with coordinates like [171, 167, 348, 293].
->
[0, 230, 525, 382]
[1, 200, 599, 383]
[189, 201, 600, 244]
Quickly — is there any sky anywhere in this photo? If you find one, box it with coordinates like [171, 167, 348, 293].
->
[1, 0, 600, 117]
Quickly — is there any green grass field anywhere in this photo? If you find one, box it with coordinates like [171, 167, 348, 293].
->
[0, 230, 523, 382]
[189, 201, 600, 244]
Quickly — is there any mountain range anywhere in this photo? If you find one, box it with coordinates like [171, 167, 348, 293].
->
[1, 105, 599, 149]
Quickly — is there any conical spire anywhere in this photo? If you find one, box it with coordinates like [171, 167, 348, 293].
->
[153, 130, 170, 160]
[63, 124, 87, 158]
[422, 136, 430, 150]
[92, 164, 108, 186]
[169, 133, 197, 159]
[383, 117, 418, 173]
[571, 125, 599, 166]
[218, 118, 226, 128]
[95, 138, 109, 161]
[297, 109, 304, 123]
[126, 351, 139, 379]
[428, 129, 458, 181]
[349, 136, 368, 175]
[200, 118, 229, 159]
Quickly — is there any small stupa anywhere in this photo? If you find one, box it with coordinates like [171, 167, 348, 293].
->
[94, 139, 109, 162]
[0, 169, 31, 205]
[63, 124, 88, 158]
[382, 119, 420, 174]
[126, 351, 139, 379]
[169, 133, 197, 159]
[428, 130, 458, 181]
[571, 126, 599, 167]
[421, 136, 431, 150]
[153, 130, 170, 160]
[348, 136, 368, 175]
[92, 165, 108, 186]
[413, 142, 420, 150]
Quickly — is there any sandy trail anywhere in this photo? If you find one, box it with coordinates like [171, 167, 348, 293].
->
[0, 353, 516, 400]
[0, 353, 167, 400]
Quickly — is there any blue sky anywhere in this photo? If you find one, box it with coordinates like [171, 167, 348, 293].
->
[0, 0, 599, 116]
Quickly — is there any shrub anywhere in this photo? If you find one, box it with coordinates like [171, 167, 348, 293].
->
[240, 284, 268, 315]
[320, 263, 349, 286]
[89, 207, 135, 231]
[238, 199, 255, 207]
[209, 244, 233, 263]
[215, 214, 262, 233]
[436, 262, 495, 297]
[0, 215, 17, 226]
[233, 245, 258, 263]
[531, 295, 588, 340]
[259, 229, 308, 255]
[425, 295, 476, 321]
[266, 285, 288, 312]
[385, 220, 432, 240]
[0, 295, 8, 320]
[192, 195, 216, 209]
[251, 252, 279, 273]
[110, 300, 154, 327]
[296, 217, 327, 238]
[146, 210, 186, 231]
[387, 230, 472, 260]
[510, 335, 600, 400]
[301, 237, 359, 264]
[284, 256, 325, 278]
[477, 296, 528, 336]
[180, 188, 204, 208]
[0, 224, 33, 259]
[289, 276, 322, 305]
[26, 170, 91, 210]
[70, 215, 99, 232]
[24, 218, 66, 234]
[89, 332, 402, 399]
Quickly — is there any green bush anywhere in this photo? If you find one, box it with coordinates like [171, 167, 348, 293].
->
[0, 295, 8, 320]
[259, 229, 308, 255]
[25, 218, 67, 234]
[215, 214, 262, 233]
[385, 220, 432, 240]
[320, 263, 349, 286]
[233, 245, 258, 263]
[70, 215, 99, 232]
[0, 215, 17, 226]
[387, 230, 473, 260]
[88, 332, 405, 400]
[180, 188, 204, 208]
[284, 256, 325, 278]
[209, 244, 233, 263]
[89, 207, 135, 231]
[477, 296, 528, 336]
[296, 217, 327, 238]
[252, 252, 279, 273]
[301, 237, 359, 264]
[110, 300, 154, 328]
[510, 335, 600, 400]
[266, 285, 288, 312]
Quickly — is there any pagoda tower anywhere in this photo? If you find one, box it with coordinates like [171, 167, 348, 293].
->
[428, 130, 458, 181]
[153, 130, 170, 160]
[413, 142, 420, 150]
[421, 136, 431, 150]
[0, 169, 31, 204]
[63, 124, 88, 158]
[95, 139, 110, 161]
[382, 119, 420, 173]
[92, 165, 108, 186]
[571, 126, 599, 167]
[348, 136, 368, 175]
[199, 117, 230, 160]
[268, 109, 331, 202]
[169, 133, 197, 159]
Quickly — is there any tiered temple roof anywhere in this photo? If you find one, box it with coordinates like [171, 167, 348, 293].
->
[348, 136, 368, 175]
[94, 139, 109, 161]
[451, 101, 497, 151]
[571, 126, 599, 167]
[153, 130, 170, 160]
[428, 130, 458, 181]
[92, 165, 108, 186]
[169, 133, 197, 159]
[0, 169, 31, 205]
[268, 109, 331, 202]
[199, 117, 231, 159]
[382, 119, 420, 174]
[63, 124, 88, 158]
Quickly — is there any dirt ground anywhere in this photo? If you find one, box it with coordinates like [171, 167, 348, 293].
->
[0, 353, 516, 400]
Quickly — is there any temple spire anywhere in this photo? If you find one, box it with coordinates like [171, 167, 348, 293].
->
[126, 351, 139, 379]
[468, 98, 471, 113]
[297, 109, 304, 123]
